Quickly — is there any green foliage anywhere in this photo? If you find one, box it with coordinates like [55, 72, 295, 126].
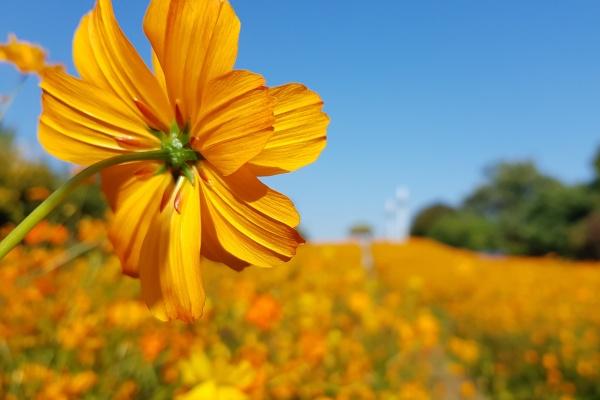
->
[463, 162, 559, 219]
[410, 203, 455, 237]
[0, 126, 58, 225]
[0, 124, 106, 230]
[428, 212, 501, 252]
[592, 146, 600, 191]
[412, 158, 600, 259]
[508, 184, 594, 256]
[583, 212, 600, 258]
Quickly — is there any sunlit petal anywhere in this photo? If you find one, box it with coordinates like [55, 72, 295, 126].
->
[249, 84, 329, 176]
[139, 175, 205, 322]
[192, 71, 275, 176]
[73, 0, 172, 130]
[199, 164, 304, 268]
[101, 162, 172, 277]
[144, 0, 240, 121]
[39, 68, 159, 165]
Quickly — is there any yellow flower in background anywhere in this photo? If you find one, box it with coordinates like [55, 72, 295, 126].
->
[34, 0, 328, 321]
[178, 351, 255, 400]
[0, 34, 50, 74]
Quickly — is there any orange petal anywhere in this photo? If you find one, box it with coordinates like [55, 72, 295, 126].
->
[199, 164, 304, 268]
[0, 33, 49, 74]
[144, 0, 240, 122]
[193, 71, 275, 175]
[249, 84, 329, 176]
[139, 175, 205, 322]
[151, 50, 167, 94]
[101, 162, 172, 277]
[201, 221, 251, 272]
[39, 69, 159, 165]
[73, 0, 172, 130]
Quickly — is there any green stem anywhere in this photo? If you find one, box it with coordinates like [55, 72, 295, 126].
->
[0, 149, 169, 260]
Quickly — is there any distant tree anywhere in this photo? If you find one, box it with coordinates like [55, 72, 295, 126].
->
[410, 203, 455, 237]
[411, 159, 600, 259]
[509, 184, 594, 256]
[464, 161, 558, 219]
[591, 146, 600, 191]
[461, 161, 595, 256]
[428, 212, 500, 252]
[582, 213, 600, 259]
[349, 223, 374, 239]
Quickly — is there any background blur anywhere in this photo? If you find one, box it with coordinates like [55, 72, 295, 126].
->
[1, 0, 600, 241]
[2, 1, 600, 400]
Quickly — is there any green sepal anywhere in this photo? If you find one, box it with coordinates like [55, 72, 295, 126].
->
[153, 164, 168, 176]
[148, 128, 163, 139]
[181, 164, 196, 186]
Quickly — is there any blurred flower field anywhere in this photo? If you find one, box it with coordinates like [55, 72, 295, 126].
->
[1, 221, 600, 400]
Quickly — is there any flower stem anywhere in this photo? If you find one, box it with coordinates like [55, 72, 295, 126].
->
[0, 150, 169, 260]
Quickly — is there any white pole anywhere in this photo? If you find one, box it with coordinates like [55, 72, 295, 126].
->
[383, 186, 411, 242]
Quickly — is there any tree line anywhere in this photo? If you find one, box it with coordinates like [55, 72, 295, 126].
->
[411, 150, 600, 260]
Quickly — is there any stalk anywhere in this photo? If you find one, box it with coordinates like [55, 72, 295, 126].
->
[0, 150, 169, 260]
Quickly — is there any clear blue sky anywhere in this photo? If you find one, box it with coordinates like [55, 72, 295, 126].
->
[1, 1, 600, 239]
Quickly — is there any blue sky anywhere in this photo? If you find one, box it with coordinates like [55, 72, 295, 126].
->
[1, 1, 600, 239]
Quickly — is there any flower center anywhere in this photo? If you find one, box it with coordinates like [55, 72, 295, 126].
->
[158, 122, 201, 183]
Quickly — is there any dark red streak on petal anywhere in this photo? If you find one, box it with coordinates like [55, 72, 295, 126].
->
[175, 99, 186, 130]
[160, 186, 173, 213]
[134, 98, 167, 132]
[174, 185, 184, 214]
[115, 135, 148, 149]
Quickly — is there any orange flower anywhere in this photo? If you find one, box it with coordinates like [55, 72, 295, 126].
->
[245, 294, 283, 331]
[139, 331, 167, 362]
[26, 186, 51, 202]
[48, 224, 69, 246]
[0, 34, 51, 74]
[77, 219, 107, 244]
[24, 221, 50, 246]
[34, 0, 328, 321]
[24, 221, 69, 246]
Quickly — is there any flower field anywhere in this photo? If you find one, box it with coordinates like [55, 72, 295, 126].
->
[1, 221, 600, 399]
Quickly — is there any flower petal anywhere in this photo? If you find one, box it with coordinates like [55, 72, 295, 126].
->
[214, 165, 300, 228]
[139, 175, 205, 322]
[0, 34, 49, 74]
[144, 0, 240, 121]
[192, 71, 275, 176]
[200, 163, 299, 271]
[39, 68, 159, 165]
[199, 164, 304, 268]
[101, 162, 172, 277]
[201, 221, 251, 272]
[73, 0, 172, 130]
[249, 84, 329, 176]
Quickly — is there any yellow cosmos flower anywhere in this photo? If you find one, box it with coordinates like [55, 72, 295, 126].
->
[0, 34, 50, 74]
[38, 0, 328, 321]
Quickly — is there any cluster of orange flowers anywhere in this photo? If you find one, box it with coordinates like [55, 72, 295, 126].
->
[0, 222, 445, 399]
[3, 222, 599, 398]
[374, 239, 600, 400]
[24, 221, 69, 247]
